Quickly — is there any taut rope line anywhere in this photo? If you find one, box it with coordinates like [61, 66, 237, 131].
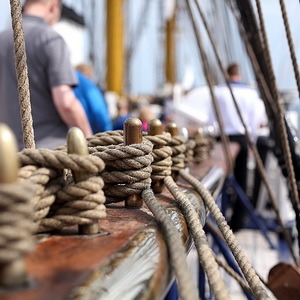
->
[9, 0, 35, 149]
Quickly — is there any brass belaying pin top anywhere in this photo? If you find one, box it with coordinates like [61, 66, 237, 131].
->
[0, 123, 19, 183]
[148, 119, 163, 136]
[166, 122, 179, 137]
[124, 118, 143, 208]
[124, 117, 143, 145]
[67, 127, 99, 234]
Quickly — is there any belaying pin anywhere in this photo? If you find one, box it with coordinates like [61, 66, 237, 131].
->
[124, 118, 143, 208]
[67, 127, 99, 235]
[148, 119, 165, 193]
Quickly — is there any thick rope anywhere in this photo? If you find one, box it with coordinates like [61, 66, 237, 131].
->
[9, 0, 35, 149]
[0, 183, 36, 265]
[179, 170, 271, 299]
[164, 176, 230, 300]
[278, 0, 300, 99]
[185, 139, 196, 166]
[87, 130, 124, 148]
[38, 176, 106, 232]
[17, 148, 106, 232]
[169, 135, 186, 174]
[145, 133, 172, 181]
[142, 188, 199, 300]
[193, 132, 213, 164]
[18, 166, 61, 227]
[93, 139, 153, 203]
[254, 0, 300, 263]
[18, 149, 105, 174]
[184, 0, 233, 174]
[213, 254, 253, 295]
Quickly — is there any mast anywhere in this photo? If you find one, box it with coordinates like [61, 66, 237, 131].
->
[106, 0, 124, 95]
[165, 4, 176, 84]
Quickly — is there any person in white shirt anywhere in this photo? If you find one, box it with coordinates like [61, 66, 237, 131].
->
[207, 63, 267, 231]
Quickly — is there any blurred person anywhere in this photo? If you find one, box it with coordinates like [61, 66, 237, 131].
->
[0, 0, 92, 150]
[207, 63, 267, 231]
[139, 106, 155, 132]
[113, 98, 133, 130]
[74, 65, 113, 134]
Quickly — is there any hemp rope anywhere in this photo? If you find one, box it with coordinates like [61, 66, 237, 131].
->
[193, 133, 213, 164]
[92, 138, 153, 203]
[9, 0, 35, 149]
[38, 176, 106, 232]
[278, 0, 300, 99]
[142, 188, 199, 300]
[184, 0, 234, 174]
[144, 133, 172, 181]
[0, 183, 36, 265]
[192, 0, 299, 265]
[179, 169, 271, 300]
[224, 0, 298, 265]
[17, 148, 106, 232]
[185, 139, 196, 166]
[169, 135, 186, 174]
[18, 165, 62, 227]
[205, 220, 265, 295]
[253, 0, 300, 263]
[164, 176, 230, 300]
[213, 254, 253, 295]
[87, 130, 124, 148]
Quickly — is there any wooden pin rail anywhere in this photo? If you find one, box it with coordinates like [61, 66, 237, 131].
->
[0, 143, 239, 300]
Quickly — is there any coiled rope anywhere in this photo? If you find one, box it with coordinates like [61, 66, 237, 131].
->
[93, 138, 153, 203]
[17, 148, 106, 232]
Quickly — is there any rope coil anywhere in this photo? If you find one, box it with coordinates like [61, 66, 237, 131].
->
[0, 183, 36, 264]
[93, 138, 153, 203]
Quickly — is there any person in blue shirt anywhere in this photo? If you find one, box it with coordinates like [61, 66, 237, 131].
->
[73, 69, 113, 134]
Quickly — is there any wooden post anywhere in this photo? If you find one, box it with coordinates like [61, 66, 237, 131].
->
[165, 7, 177, 84]
[106, 0, 124, 95]
[124, 118, 143, 208]
[67, 127, 99, 235]
[0, 124, 27, 288]
[148, 119, 165, 193]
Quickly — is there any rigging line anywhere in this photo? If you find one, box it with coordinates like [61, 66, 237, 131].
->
[183, 0, 234, 174]
[179, 170, 272, 300]
[198, 0, 298, 264]
[278, 0, 300, 100]
[142, 188, 199, 300]
[191, 0, 298, 268]
[254, 0, 300, 261]
[164, 175, 231, 300]
[226, 0, 299, 266]
[9, 0, 35, 149]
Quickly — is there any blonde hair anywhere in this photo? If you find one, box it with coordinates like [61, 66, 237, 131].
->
[76, 63, 93, 79]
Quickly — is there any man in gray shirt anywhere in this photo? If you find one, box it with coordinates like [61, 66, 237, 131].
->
[0, 0, 92, 149]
